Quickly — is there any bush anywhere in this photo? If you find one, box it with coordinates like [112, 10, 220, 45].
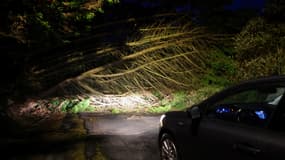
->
[148, 91, 188, 113]
[202, 49, 237, 86]
[61, 98, 94, 113]
[234, 17, 285, 80]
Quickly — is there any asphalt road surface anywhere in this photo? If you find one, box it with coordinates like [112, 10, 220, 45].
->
[3, 113, 161, 160]
[81, 113, 161, 160]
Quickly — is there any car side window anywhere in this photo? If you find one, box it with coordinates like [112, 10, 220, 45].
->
[207, 86, 285, 127]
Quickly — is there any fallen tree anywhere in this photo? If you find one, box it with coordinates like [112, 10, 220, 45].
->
[27, 14, 223, 97]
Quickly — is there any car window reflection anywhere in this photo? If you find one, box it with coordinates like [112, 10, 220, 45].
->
[207, 86, 285, 127]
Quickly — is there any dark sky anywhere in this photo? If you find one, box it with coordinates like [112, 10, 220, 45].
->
[121, 0, 265, 11]
[226, 0, 265, 10]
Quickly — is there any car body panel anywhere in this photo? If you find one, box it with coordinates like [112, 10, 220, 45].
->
[159, 76, 285, 160]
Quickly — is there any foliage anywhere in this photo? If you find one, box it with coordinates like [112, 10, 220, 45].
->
[1, 0, 120, 46]
[234, 17, 285, 80]
[152, 91, 164, 100]
[111, 108, 122, 114]
[169, 91, 188, 109]
[148, 104, 171, 113]
[148, 91, 188, 113]
[61, 98, 94, 113]
[92, 144, 107, 160]
[234, 17, 283, 60]
[264, 0, 285, 22]
[235, 48, 285, 80]
[202, 49, 237, 86]
[107, 0, 120, 4]
[148, 85, 223, 113]
[189, 85, 224, 104]
[31, 14, 223, 96]
[4, 0, 284, 110]
[71, 98, 91, 113]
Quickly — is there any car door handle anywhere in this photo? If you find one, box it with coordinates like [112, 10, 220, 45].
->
[233, 143, 261, 155]
[177, 121, 185, 126]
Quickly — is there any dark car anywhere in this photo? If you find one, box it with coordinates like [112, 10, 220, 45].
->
[158, 76, 285, 160]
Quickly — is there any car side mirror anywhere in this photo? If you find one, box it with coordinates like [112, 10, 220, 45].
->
[187, 105, 201, 136]
[187, 105, 201, 119]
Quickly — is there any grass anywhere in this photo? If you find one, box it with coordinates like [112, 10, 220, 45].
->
[92, 144, 107, 160]
[61, 98, 95, 113]
[111, 108, 122, 114]
[148, 91, 188, 114]
[170, 91, 188, 110]
[148, 85, 224, 113]
[189, 85, 224, 104]
[147, 105, 172, 113]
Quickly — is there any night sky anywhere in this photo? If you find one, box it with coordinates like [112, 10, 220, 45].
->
[121, 0, 266, 11]
[226, 0, 265, 10]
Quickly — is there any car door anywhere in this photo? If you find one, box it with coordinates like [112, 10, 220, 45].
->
[260, 95, 285, 159]
[186, 83, 285, 160]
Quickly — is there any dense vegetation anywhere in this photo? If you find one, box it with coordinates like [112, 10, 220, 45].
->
[0, 0, 284, 117]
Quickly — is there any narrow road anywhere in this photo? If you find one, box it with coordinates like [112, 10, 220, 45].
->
[3, 113, 162, 160]
[81, 113, 161, 160]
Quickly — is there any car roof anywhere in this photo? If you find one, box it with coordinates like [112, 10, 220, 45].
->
[236, 75, 285, 86]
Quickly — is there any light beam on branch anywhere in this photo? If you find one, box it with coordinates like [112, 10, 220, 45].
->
[33, 14, 222, 97]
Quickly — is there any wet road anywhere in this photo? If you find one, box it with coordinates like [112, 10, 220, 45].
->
[3, 114, 161, 160]
[82, 114, 161, 160]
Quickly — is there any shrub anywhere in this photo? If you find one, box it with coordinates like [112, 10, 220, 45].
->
[61, 98, 94, 113]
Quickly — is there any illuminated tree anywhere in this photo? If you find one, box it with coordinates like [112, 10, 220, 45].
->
[25, 15, 222, 97]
